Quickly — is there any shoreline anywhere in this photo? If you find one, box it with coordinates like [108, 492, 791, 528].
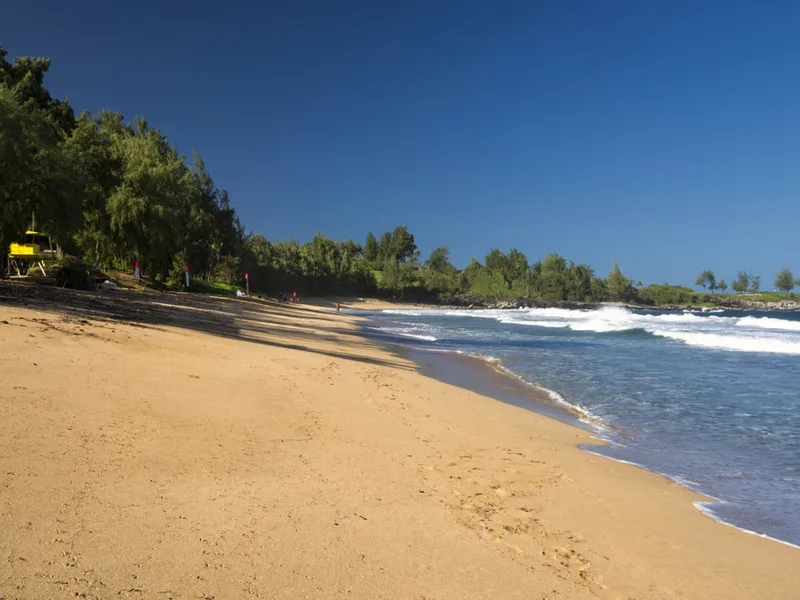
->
[349, 302, 800, 550]
[2, 286, 799, 599]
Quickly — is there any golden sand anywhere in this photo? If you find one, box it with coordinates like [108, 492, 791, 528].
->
[0, 290, 797, 599]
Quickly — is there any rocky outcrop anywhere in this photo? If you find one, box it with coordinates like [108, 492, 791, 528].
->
[437, 294, 800, 312]
[439, 295, 600, 310]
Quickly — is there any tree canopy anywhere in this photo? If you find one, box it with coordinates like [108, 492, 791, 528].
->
[695, 270, 717, 293]
[749, 275, 761, 294]
[607, 260, 635, 302]
[775, 268, 795, 294]
[732, 271, 750, 294]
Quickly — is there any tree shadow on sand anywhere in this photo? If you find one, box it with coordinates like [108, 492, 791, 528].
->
[0, 280, 409, 371]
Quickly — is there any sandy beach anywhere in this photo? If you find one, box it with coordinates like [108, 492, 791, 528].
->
[0, 285, 797, 599]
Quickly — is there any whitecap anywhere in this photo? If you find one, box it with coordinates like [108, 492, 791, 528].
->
[736, 316, 800, 332]
[651, 330, 800, 355]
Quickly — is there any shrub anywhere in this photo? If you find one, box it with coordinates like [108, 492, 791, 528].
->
[55, 258, 95, 290]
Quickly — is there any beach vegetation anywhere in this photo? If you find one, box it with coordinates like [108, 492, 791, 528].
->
[607, 260, 636, 302]
[695, 270, 716, 293]
[636, 285, 699, 306]
[775, 268, 795, 294]
[732, 271, 750, 294]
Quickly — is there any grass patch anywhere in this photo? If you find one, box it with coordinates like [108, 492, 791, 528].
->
[733, 292, 798, 302]
[636, 284, 701, 306]
[185, 279, 240, 296]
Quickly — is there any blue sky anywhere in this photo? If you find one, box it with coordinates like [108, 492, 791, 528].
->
[4, 1, 800, 287]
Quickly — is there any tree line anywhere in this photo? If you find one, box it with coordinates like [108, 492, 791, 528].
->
[696, 269, 800, 295]
[0, 47, 645, 302]
[4, 47, 792, 305]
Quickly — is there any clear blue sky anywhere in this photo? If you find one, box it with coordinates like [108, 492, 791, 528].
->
[4, 1, 800, 287]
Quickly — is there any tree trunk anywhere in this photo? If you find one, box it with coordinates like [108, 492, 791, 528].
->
[0, 235, 7, 277]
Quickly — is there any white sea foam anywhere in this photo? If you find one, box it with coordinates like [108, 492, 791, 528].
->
[455, 350, 499, 363]
[582, 448, 647, 469]
[368, 326, 437, 342]
[447, 349, 604, 426]
[411, 306, 800, 355]
[492, 363, 605, 429]
[694, 502, 800, 550]
[651, 330, 800, 354]
[498, 318, 569, 328]
[580, 449, 800, 549]
[737, 316, 800, 331]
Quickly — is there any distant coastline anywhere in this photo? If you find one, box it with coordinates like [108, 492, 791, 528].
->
[431, 294, 800, 312]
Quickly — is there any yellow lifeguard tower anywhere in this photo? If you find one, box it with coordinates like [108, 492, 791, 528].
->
[6, 219, 60, 277]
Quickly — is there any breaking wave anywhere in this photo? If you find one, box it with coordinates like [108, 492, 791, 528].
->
[382, 307, 800, 355]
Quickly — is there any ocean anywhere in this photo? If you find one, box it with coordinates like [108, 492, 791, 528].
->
[358, 305, 800, 548]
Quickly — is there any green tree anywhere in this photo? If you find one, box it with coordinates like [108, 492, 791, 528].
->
[301, 233, 339, 279]
[484, 249, 508, 280]
[180, 152, 241, 281]
[695, 270, 716, 293]
[67, 111, 125, 265]
[463, 258, 482, 279]
[591, 277, 608, 301]
[749, 275, 761, 294]
[103, 118, 188, 278]
[567, 263, 595, 301]
[273, 239, 302, 277]
[0, 84, 82, 271]
[382, 258, 417, 297]
[339, 239, 363, 268]
[537, 253, 569, 300]
[388, 226, 417, 263]
[775, 268, 795, 294]
[506, 249, 529, 286]
[422, 246, 456, 293]
[718, 279, 727, 293]
[606, 260, 635, 302]
[0, 47, 75, 133]
[483, 248, 528, 290]
[377, 231, 392, 262]
[246, 233, 273, 266]
[732, 271, 750, 294]
[427, 246, 451, 273]
[364, 232, 378, 262]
